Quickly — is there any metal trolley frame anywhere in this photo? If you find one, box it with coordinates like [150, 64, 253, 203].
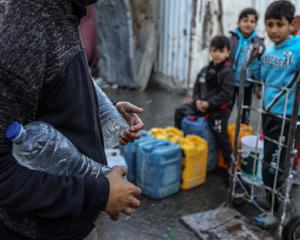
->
[227, 44, 300, 240]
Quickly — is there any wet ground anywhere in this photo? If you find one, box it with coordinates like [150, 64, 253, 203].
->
[96, 83, 260, 240]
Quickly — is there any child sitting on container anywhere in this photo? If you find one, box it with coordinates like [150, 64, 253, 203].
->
[229, 7, 265, 125]
[174, 35, 235, 168]
[253, 0, 300, 228]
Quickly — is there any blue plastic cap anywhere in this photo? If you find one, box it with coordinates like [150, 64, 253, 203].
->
[5, 122, 23, 141]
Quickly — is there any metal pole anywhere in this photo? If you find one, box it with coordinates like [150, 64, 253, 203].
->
[228, 45, 255, 204]
[278, 72, 300, 238]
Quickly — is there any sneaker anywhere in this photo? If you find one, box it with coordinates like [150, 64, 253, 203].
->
[254, 212, 278, 228]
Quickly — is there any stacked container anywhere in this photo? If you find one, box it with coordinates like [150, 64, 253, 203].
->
[148, 128, 168, 140]
[217, 123, 253, 169]
[136, 139, 182, 199]
[119, 130, 154, 182]
[163, 127, 184, 144]
[149, 126, 209, 190]
[179, 135, 208, 190]
[181, 116, 217, 171]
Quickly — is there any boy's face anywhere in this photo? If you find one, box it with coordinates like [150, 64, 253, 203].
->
[237, 14, 257, 38]
[209, 47, 230, 65]
[265, 17, 293, 45]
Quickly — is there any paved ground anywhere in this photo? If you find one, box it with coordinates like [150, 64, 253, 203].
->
[96, 83, 261, 240]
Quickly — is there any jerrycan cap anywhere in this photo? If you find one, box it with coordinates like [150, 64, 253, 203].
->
[143, 145, 154, 153]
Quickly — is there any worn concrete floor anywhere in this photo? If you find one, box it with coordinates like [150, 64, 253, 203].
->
[96, 83, 260, 240]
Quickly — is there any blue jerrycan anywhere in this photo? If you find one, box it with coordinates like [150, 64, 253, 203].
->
[182, 116, 217, 171]
[119, 130, 154, 183]
[136, 139, 182, 199]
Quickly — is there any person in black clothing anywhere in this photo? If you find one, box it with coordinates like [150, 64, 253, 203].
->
[174, 36, 235, 167]
[0, 1, 143, 240]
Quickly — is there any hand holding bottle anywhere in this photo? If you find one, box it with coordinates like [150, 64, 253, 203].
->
[93, 83, 129, 148]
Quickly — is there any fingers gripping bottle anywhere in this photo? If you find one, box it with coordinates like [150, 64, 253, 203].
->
[5, 122, 111, 177]
[93, 82, 129, 148]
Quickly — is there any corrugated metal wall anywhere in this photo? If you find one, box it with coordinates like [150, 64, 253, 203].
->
[155, 0, 194, 90]
[154, 0, 223, 90]
[188, 0, 222, 89]
[154, 0, 300, 90]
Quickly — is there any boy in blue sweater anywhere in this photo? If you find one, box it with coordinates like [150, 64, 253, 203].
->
[229, 8, 265, 124]
[254, 0, 300, 228]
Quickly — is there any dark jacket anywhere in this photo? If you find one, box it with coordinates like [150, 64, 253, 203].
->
[193, 60, 234, 111]
[228, 30, 265, 64]
[229, 30, 265, 87]
[0, 1, 109, 239]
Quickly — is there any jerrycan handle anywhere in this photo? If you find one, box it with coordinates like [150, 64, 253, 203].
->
[186, 135, 203, 146]
[143, 140, 170, 153]
[139, 130, 151, 137]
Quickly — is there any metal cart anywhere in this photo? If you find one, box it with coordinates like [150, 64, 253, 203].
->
[228, 44, 300, 240]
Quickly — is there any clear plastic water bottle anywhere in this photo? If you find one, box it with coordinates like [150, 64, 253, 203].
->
[93, 82, 129, 148]
[5, 121, 111, 177]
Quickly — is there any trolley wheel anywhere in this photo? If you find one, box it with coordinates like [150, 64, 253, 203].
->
[282, 217, 300, 240]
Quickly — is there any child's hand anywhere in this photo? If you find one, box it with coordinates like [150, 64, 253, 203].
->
[196, 100, 208, 113]
[251, 43, 261, 60]
[199, 101, 209, 112]
[195, 100, 202, 111]
[256, 89, 262, 99]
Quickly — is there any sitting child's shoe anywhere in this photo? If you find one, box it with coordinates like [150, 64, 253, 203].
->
[253, 196, 271, 210]
[254, 212, 278, 228]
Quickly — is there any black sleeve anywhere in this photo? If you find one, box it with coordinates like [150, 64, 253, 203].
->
[208, 66, 235, 109]
[0, 68, 109, 219]
[193, 67, 206, 101]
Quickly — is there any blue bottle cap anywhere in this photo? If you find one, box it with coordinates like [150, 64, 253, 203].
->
[5, 122, 23, 141]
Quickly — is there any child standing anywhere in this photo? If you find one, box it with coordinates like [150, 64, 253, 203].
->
[174, 36, 234, 167]
[229, 8, 265, 124]
[254, 0, 300, 228]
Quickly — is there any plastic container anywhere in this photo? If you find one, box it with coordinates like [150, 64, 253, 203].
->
[218, 123, 253, 169]
[105, 148, 127, 169]
[180, 135, 208, 190]
[181, 116, 217, 171]
[149, 128, 168, 140]
[93, 82, 129, 148]
[119, 130, 154, 183]
[150, 127, 184, 144]
[164, 127, 184, 144]
[136, 139, 182, 199]
[164, 127, 184, 138]
[5, 121, 111, 177]
[241, 135, 263, 185]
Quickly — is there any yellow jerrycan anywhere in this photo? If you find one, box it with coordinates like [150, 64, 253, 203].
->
[180, 135, 208, 190]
